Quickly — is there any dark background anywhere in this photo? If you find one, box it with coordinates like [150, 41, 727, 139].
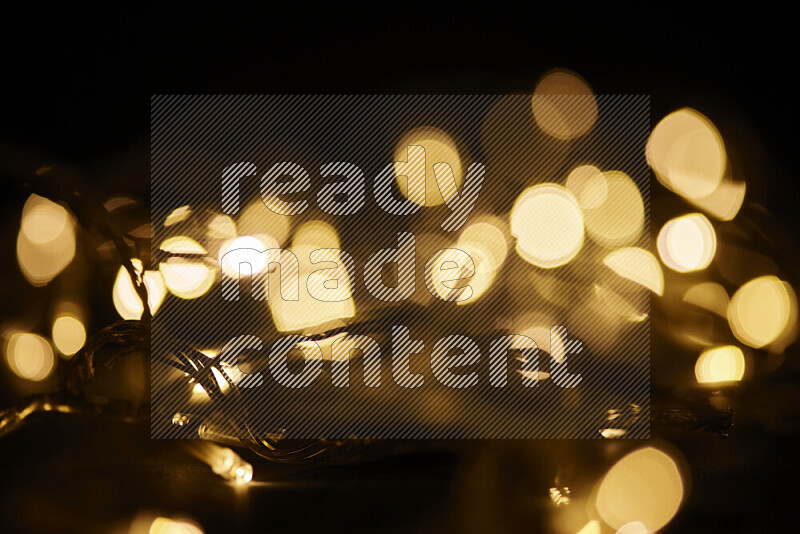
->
[2, 6, 799, 533]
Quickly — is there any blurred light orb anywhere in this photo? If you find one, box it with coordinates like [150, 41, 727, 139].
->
[647, 108, 726, 199]
[603, 247, 664, 296]
[294, 220, 340, 249]
[113, 259, 167, 319]
[51, 315, 86, 357]
[596, 446, 684, 531]
[695, 345, 745, 384]
[690, 178, 746, 221]
[657, 213, 716, 272]
[207, 214, 237, 239]
[683, 282, 729, 317]
[164, 205, 192, 226]
[219, 235, 273, 278]
[5, 332, 55, 381]
[532, 70, 598, 140]
[21, 194, 71, 244]
[616, 521, 649, 534]
[237, 198, 290, 245]
[511, 184, 584, 268]
[565, 165, 606, 209]
[728, 276, 795, 348]
[582, 171, 645, 248]
[458, 220, 508, 272]
[145, 516, 204, 534]
[160, 258, 217, 300]
[17, 195, 77, 287]
[394, 126, 462, 207]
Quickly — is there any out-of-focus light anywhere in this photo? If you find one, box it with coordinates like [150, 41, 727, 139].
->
[594, 285, 648, 323]
[164, 205, 192, 226]
[188, 443, 253, 485]
[270, 222, 354, 332]
[113, 260, 167, 319]
[207, 214, 237, 239]
[683, 282, 729, 317]
[292, 220, 340, 249]
[21, 194, 70, 244]
[603, 247, 664, 296]
[128, 513, 204, 534]
[52, 314, 86, 357]
[159, 236, 207, 255]
[565, 165, 606, 209]
[511, 184, 584, 268]
[219, 235, 274, 278]
[576, 520, 601, 534]
[17, 195, 76, 287]
[728, 276, 796, 349]
[458, 218, 508, 273]
[582, 171, 645, 248]
[532, 70, 598, 140]
[616, 521, 649, 534]
[689, 178, 746, 221]
[647, 108, 727, 200]
[695, 345, 745, 384]
[394, 126, 462, 207]
[595, 446, 684, 531]
[237, 198, 290, 246]
[600, 428, 627, 439]
[657, 213, 716, 272]
[160, 258, 216, 300]
[4, 332, 55, 381]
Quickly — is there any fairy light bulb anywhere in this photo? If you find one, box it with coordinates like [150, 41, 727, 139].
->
[210, 446, 253, 484]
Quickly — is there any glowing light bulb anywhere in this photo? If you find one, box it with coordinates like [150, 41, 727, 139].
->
[595, 447, 684, 531]
[657, 213, 716, 272]
[728, 276, 796, 349]
[510, 184, 584, 268]
[695, 345, 745, 384]
[4, 332, 55, 381]
[51, 314, 86, 357]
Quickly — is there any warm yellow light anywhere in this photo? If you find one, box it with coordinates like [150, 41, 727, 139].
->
[595, 447, 684, 531]
[532, 70, 597, 140]
[616, 521, 649, 534]
[147, 516, 204, 534]
[160, 258, 217, 300]
[695, 345, 745, 384]
[159, 236, 207, 255]
[728, 276, 795, 348]
[21, 194, 71, 244]
[647, 108, 727, 200]
[582, 171, 645, 248]
[237, 198, 290, 245]
[458, 219, 508, 273]
[207, 214, 237, 239]
[113, 260, 167, 319]
[17, 195, 76, 287]
[4, 332, 55, 381]
[689, 179, 746, 221]
[269, 223, 354, 332]
[603, 247, 664, 296]
[565, 165, 606, 209]
[394, 126, 462, 207]
[219, 235, 274, 278]
[52, 315, 86, 357]
[293, 220, 340, 249]
[164, 205, 192, 226]
[511, 184, 584, 268]
[683, 282, 729, 317]
[657, 213, 716, 272]
[594, 285, 648, 323]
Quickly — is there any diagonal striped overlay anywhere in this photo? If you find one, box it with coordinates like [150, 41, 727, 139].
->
[151, 95, 650, 439]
